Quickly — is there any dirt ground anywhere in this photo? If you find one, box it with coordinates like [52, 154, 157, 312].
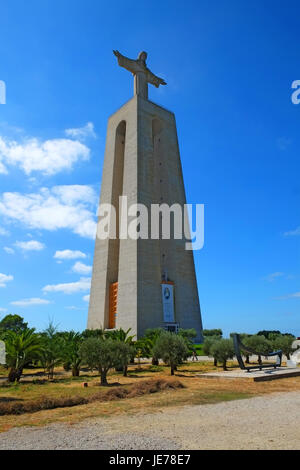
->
[0, 390, 299, 449]
[0, 362, 299, 449]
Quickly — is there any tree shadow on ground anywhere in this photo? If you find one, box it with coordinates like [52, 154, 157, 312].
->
[94, 382, 122, 387]
[175, 374, 197, 378]
[127, 367, 164, 374]
[125, 374, 152, 379]
[0, 397, 23, 402]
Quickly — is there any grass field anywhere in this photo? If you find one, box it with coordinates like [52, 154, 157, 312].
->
[0, 361, 299, 433]
[194, 344, 205, 355]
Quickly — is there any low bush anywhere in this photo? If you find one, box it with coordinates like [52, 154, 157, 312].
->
[91, 378, 184, 401]
[0, 395, 88, 415]
[0, 378, 184, 416]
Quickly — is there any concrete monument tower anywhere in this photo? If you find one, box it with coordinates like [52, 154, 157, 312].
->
[88, 50, 203, 341]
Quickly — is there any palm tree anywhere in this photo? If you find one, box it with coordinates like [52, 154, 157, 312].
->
[144, 328, 164, 365]
[40, 321, 62, 379]
[82, 328, 106, 340]
[105, 327, 135, 344]
[61, 331, 83, 377]
[5, 328, 42, 382]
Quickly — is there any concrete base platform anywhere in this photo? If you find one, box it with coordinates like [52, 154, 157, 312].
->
[198, 367, 300, 382]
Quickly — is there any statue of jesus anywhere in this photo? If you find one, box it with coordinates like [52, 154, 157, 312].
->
[113, 50, 167, 100]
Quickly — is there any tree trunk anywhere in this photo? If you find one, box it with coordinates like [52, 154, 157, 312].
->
[100, 370, 108, 386]
[286, 353, 290, 360]
[258, 355, 262, 365]
[72, 366, 80, 377]
[152, 358, 159, 366]
[170, 366, 174, 375]
[48, 367, 54, 380]
[123, 365, 128, 377]
[8, 367, 22, 382]
[245, 355, 250, 364]
[214, 358, 217, 367]
[222, 360, 227, 371]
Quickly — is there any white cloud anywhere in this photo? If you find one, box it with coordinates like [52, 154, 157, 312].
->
[284, 227, 300, 237]
[83, 294, 90, 302]
[0, 273, 13, 288]
[65, 306, 85, 310]
[0, 308, 7, 313]
[0, 136, 90, 175]
[0, 227, 9, 236]
[54, 250, 87, 260]
[276, 137, 291, 151]
[65, 122, 96, 141]
[72, 261, 92, 275]
[0, 185, 97, 239]
[3, 247, 14, 255]
[276, 292, 300, 300]
[263, 272, 284, 282]
[11, 298, 51, 307]
[43, 277, 91, 295]
[15, 240, 45, 252]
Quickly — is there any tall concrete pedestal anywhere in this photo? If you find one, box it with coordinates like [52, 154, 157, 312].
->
[88, 94, 203, 342]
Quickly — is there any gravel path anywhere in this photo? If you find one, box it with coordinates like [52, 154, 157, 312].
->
[0, 391, 299, 450]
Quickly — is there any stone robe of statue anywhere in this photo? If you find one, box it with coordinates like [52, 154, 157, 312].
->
[113, 50, 166, 99]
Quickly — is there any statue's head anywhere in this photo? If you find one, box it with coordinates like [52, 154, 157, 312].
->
[138, 51, 147, 63]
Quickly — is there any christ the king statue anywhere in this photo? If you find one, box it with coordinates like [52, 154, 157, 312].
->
[113, 50, 167, 100]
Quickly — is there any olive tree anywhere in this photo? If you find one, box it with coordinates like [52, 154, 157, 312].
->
[203, 336, 221, 366]
[114, 341, 134, 377]
[152, 332, 189, 375]
[242, 335, 271, 365]
[80, 338, 131, 385]
[203, 329, 223, 338]
[210, 338, 235, 371]
[271, 334, 295, 360]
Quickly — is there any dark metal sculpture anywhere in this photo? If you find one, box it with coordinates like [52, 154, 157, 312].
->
[232, 334, 282, 372]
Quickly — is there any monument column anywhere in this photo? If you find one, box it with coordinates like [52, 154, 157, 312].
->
[88, 50, 203, 342]
[134, 72, 148, 99]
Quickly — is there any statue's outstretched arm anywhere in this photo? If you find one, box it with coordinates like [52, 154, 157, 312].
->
[113, 50, 140, 74]
[146, 70, 167, 88]
[157, 77, 167, 86]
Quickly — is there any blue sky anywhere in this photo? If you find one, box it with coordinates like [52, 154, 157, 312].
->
[0, 0, 299, 336]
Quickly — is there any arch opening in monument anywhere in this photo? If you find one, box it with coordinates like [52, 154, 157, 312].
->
[106, 120, 126, 329]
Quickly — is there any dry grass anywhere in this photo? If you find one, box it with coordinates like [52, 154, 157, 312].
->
[0, 378, 184, 416]
[0, 361, 299, 432]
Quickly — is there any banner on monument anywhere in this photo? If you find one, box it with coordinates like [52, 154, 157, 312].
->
[161, 283, 175, 323]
